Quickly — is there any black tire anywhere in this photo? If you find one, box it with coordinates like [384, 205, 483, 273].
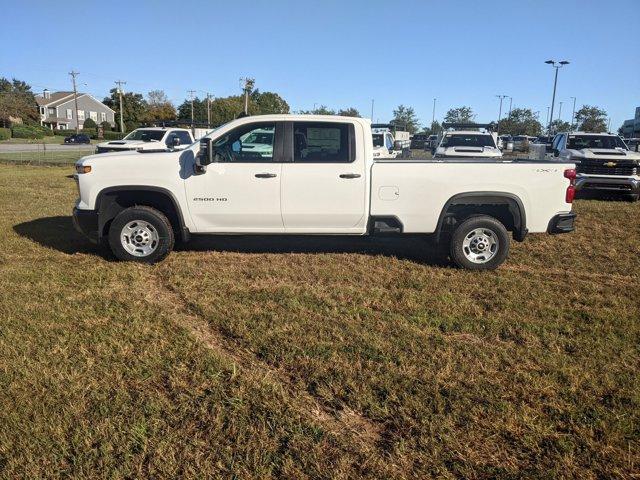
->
[108, 206, 174, 263]
[449, 215, 510, 270]
[625, 194, 639, 202]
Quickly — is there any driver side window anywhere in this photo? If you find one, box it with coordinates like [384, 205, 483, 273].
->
[213, 123, 276, 162]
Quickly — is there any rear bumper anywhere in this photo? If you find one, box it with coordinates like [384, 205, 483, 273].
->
[575, 175, 640, 194]
[72, 207, 99, 243]
[547, 212, 576, 234]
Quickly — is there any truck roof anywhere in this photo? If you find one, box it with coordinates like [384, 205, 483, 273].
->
[134, 126, 190, 132]
[443, 130, 493, 136]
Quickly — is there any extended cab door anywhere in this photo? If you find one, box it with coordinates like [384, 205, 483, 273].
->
[281, 121, 367, 233]
[184, 121, 284, 232]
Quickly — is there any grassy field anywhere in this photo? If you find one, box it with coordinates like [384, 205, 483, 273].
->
[0, 136, 105, 145]
[0, 164, 638, 479]
[0, 149, 94, 166]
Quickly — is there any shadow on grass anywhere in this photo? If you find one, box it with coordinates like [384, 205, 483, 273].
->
[13, 216, 100, 255]
[14, 216, 449, 266]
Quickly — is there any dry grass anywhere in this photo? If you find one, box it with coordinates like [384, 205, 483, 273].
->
[0, 164, 638, 479]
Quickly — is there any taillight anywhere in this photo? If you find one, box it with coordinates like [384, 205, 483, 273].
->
[566, 185, 575, 203]
[564, 168, 576, 203]
[564, 168, 576, 181]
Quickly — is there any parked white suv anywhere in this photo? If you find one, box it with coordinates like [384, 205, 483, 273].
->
[73, 114, 576, 270]
[553, 132, 640, 201]
[95, 127, 195, 154]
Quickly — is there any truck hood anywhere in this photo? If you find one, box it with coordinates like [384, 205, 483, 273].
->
[437, 146, 502, 158]
[96, 139, 165, 150]
[569, 148, 640, 161]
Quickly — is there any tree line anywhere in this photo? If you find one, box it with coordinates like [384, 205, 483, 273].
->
[0, 76, 616, 136]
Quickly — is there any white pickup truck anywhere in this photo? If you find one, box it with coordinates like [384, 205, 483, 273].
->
[95, 127, 195, 154]
[73, 115, 577, 270]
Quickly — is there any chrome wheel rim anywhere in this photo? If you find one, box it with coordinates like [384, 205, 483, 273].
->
[462, 228, 499, 264]
[120, 220, 159, 257]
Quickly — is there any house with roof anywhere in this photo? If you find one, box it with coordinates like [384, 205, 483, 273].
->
[35, 89, 116, 130]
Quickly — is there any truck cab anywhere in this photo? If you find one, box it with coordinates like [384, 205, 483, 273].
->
[95, 127, 195, 154]
[553, 131, 640, 201]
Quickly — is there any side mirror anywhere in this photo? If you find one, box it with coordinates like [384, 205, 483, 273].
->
[393, 140, 403, 151]
[197, 138, 213, 167]
[171, 137, 181, 147]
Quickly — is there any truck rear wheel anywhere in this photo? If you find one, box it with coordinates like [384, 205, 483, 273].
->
[449, 215, 509, 270]
[108, 206, 174, 263]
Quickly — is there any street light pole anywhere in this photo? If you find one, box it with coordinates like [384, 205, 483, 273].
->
[69, 71, 80, 134]
[558, 101, 563, 121]
[432, 98, 436, 126]
[545, 60, 570, 133]
[370, 99, 374, 120]
[546, 106, 550, 126]
[508, 96, 513, 117]
[495, 95, 507, 135]
[570, 96, 577, 129]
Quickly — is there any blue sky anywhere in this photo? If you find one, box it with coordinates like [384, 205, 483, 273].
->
[2, 0, 639, 129]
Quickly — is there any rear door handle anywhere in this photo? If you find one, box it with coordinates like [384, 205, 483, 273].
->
[255, 173, 277, 178]
[339, 173, 361, 179]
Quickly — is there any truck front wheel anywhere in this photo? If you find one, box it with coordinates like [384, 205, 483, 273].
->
[108, 206, 174, 263]
[449, 215, 509, 270]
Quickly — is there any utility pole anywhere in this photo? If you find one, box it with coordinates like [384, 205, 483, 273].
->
[495, 95, 508, 136]
[188, 90, 196, 127]
[206, 93, 213, 127]
[432, 98, 436, 126]
[545, 60, 570, 133]
[508, 96, 513, 118]
[239, 77, 255, 115]
[69, 71, 80, 134]
[115, 80, 126, 133]
[570, 96, 577, 129]
[370, 99, 374, 120]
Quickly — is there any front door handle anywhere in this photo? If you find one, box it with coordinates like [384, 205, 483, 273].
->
[339, 173, 361, 179]
[255, 173, 277, 178]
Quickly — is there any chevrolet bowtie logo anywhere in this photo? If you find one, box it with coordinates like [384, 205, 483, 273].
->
[604, 162, 617, 167]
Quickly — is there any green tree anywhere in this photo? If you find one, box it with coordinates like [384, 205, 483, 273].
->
[251, 90, 290, 114]
[575, 105, 607, 132]
[103, 88, 147, 132]
[143, 90, 176, 122]
[298, 105, 336, 115]
[497, 108, 542, 136]
[0, 78, 38, 126]
[424, 121, 442, 135]
[83, 118, 97, 130]
[391, 105, 420, 133]
[178, 95, 257, 125]
[548, 119, 571, 134]
[338, 107, 360, 117]
[443, 106, 475, 124]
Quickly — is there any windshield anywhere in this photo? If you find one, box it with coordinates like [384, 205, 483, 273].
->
[372, 133, 384, 147]
[441, 134, 496, 148]
[124, 129, 165, 142]
[567, 135, 628, 150]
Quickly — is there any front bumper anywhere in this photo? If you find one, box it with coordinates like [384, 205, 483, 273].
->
[575, 175, 640, 194]
[72, 207, 99, 243]
[547, 212, 577, 234]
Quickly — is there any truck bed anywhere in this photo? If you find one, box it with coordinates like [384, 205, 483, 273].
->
[370, 158, 574, 234]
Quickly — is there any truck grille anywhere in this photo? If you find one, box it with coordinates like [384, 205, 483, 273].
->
[577, 162, 637, 176]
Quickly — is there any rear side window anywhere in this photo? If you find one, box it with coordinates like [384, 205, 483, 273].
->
[293, 122, 353, 163]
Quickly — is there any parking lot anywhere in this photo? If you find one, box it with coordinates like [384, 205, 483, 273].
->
[1, 162, 638, 478]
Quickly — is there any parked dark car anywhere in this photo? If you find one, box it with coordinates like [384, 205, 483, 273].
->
[533, 135, 554, 154]
[64, 134, 91, 144]
[410, 134, 428, 149]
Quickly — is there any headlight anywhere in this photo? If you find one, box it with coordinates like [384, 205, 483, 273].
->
[75, 164, 91, 174]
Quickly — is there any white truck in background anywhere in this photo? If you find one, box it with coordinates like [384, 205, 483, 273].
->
[95, 127, 195, 154]
[372, 124, 411, 159]
[73, 114, 577, 270]
[433, 123, 502, 159]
